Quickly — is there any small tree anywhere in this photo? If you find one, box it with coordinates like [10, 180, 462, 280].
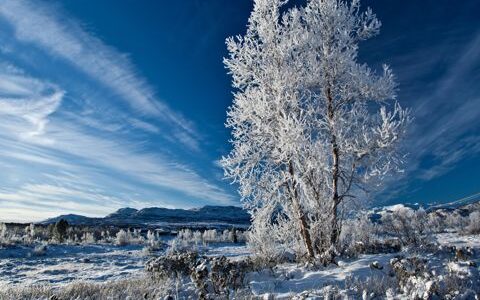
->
[54, 219, 69, 243]
[222, 0, 410, 260]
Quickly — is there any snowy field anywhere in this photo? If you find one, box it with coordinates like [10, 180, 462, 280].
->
[0, 244, 148, 286]
[2, 232, 478, 299]
[0, 242, 249, 287]
[248, 233, 480, 298]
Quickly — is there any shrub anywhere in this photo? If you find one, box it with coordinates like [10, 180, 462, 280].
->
[465, 211, 480, 234]
[82, 232, 96, 244]
[31, 243, 48, 256]
[381, 208, 429, 247]
[146, 251, 199, 279]
[146, 253, 255, 299]
[115, 229, 131, 246]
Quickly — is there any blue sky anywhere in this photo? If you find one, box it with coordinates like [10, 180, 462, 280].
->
[0, 0, 479, 222]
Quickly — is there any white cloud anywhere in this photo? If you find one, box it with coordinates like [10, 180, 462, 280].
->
[0, 64, 235, 222]
[0, 0, 200, 151]
[0, 1, 237, 222]
[0, 68, 63, 144]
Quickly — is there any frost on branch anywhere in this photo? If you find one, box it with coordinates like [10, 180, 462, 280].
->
[222, 0, 411, 261]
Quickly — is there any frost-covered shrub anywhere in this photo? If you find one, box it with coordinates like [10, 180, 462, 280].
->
[0, 222, 9, 245]
[381, 208, 430, 247]
[23, 223, 36, 244]
[191, 256, 254, 299]
[465, 211, 480, 234]
[389, 256, 441, 299]
[427, 212, 446, 233]
[437, 262, 480, 298]
[113, 228, 145, 246]
[82, 232, 96, 244]
[445, 212, 468, 231]
[344, 275, 399, 299]
[146, 251, 199, 279]
[390, 256, 428, 284]
[170, 228, 245, 253]
[340, 214, 402, 257]
[147, 253, 254, 299]
[202, 229, 218, 242]
[143, 230, 164, 254]
[31, 243, 48, 256]
[115, 229, 131, 246]
[246, 207, 305, 262]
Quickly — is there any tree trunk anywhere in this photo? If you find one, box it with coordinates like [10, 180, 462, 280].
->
[289, 161, 315, 259]
[326, 87, 340, 249]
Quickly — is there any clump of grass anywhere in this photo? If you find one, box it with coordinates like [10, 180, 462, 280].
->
[0, 276, 173, 300]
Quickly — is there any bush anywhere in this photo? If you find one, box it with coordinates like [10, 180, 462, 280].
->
[115, 229, 131, 246]
[465, 211, 480, 234]
[146, 253, 255, 299]
[31, 243, 48, 256]
[146, 251, 199, 279]
[381, 208, 429, 247]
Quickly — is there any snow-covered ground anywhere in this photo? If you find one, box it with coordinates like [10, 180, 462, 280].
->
[247, 233, 480, 298]
[0, 242, 249, 287]
[1, 233, 478, 299]
[0, 244, 147, 286]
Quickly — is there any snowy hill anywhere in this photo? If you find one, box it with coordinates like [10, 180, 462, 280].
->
[40, 205, 250, 226]
[41, 214, 100, 225]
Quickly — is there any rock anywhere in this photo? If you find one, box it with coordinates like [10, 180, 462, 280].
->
[370, 261, 383, 270]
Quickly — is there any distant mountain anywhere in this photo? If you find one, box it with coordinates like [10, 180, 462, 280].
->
[40, 205, 250, 227]
[368, 198, 480, 223]
[41, 214, 100, 225]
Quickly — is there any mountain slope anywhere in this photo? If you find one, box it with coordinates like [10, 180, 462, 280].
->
[40, 205, 250, 226]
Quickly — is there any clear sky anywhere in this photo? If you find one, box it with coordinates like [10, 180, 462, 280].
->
[0, 0, 479, 222]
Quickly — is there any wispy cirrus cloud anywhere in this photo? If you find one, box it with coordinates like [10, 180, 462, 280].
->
[0, 67, 235, 221]
[0, 0, 237, 221]
[372, 27, 480, 203]
[0, 66, 63, 144]
[406, 31, 480, 179]
[0, 0, 200, 151]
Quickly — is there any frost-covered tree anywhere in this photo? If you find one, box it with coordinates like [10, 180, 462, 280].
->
[222, 0, 410, 260]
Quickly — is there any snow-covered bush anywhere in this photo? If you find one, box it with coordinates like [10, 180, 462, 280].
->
[344, 275, 399, 299]
[381, 207, 430, 247]
[438, 261, 480, 298]
[115, 229, 131, 246]
[445, 212, 468, 231]
[170, 228, 245, 253]
[202, 229, 218, 243]
[31, 243, 48, 256]
[191, 256, 254, 299]
[23, 223, 36, 244]
[147, 253, 255, 299]
[385, 256, 480, 299]
[114, 228, 145, 246]
[247, 210, 302, 262]
[146, 251, 199, 279]
[0, 222, 8, 245]
[143, 230, 164, 254]
[465, 211, 480, 234]
[426, 212, 446, 233]
[340, 214, 378, 255]
[82, 232, 96, 244]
